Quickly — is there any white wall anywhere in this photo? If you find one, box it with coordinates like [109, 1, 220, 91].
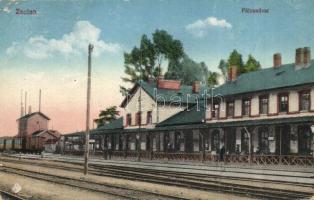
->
[123, 86, 183, 128]
[289, 90, 299, 112]
[269, 92, 277, 114]
[251, 95, 259, 116]
[234, 99, 242, 117]
[219, 101, 226, 118]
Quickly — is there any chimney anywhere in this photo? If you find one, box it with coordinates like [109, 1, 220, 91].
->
[20, 90, 24, 117]
[157, 75, 181, 90]
[24, 91, 27, 115]
[303, 47, 311, 67]
[157, 75, 164, 87]
[273, 53, 282, 68]
[192, 81, 200, 93]
[228, 65, 238, 81]
[28, 106, 32, 114]
[295, 47, 304, 67]
[148, 77, 154, 84]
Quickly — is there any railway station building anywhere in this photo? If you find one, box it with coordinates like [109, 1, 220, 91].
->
[63, 47, 314, 166]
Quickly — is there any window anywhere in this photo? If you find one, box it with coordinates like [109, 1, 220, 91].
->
[226, 101, 234, 117]
[135, 112, 141, 126]
[146, 111, 152, 124]
[278, 93, 288, 113]
[212, 103, 219, 119]
[126, 113, 132, 126]
[259, 95, 268, 115]
[242, 98, 251, 116]
[299, 91, 310, 111]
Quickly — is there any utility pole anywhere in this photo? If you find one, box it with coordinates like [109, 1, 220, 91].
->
[24, 91, 27, 116]
[84, 43, 93, 175]
[39, 89, 41, 112]
[137, 51, 142, 162]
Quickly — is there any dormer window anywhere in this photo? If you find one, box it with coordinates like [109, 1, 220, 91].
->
[278, 93, 289, 113]
[226, 101, 234, 118]
[146, 111, 152, 124]
[242, 98, 251, 116]
[126, 113, 132, 126]
[299, 90, 310, 111]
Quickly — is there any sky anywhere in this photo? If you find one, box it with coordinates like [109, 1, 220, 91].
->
[0, 0, 314, 136]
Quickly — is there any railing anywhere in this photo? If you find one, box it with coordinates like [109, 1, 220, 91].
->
[152, 152, 201, 161]
[63, 149, 314, 167]
[251, 155, 314, 166]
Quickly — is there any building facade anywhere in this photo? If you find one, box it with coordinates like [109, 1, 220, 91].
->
[64, 47, 314, 166]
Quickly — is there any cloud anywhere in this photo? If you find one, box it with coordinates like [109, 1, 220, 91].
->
[6, 20, 121, 59]
[1, 0, 27, 13]
[2, 6, 11, 13]
[185, 17, 232, 37]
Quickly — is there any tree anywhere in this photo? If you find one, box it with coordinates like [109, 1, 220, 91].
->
[227, 49, 244, 73]
[243, 54, 261, 73]
[120, 30, 184, 95]
[165, 55, 209, 85]
[207, 71, 219, 87]
[217, 59, 228, 81]
[94, 106, 119, 128]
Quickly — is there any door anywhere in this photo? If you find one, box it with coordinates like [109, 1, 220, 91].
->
[298, 125, 312, 155]
[226, 128, 236, 154]
[275, 125, 290, 155]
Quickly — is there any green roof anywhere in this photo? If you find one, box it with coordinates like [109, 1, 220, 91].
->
[92, 117, 123, 134]
[215, 60, 314, 97]
[157, 101, 205, 127]
[153, 115, 314, 131]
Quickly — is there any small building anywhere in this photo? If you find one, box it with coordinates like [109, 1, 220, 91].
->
[17, 112, 50, 137]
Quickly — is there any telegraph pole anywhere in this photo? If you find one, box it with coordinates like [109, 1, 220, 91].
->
[137, 50, 142, 162]
[84, 43, 93, 175]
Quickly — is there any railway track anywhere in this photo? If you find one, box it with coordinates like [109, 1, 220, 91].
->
[1, 157, 313, 200]
[0, 189, 26, 200]
[0, 165, 186, 200]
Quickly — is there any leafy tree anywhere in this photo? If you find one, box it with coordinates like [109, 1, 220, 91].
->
[227, 49, 244, 73]
[120, 30, 184, 95]
[165, 55, 209, 85]
[94, 106, 119, 128]
[207, 71, 219, 87]
[217, 59, 228, 81]
[243, 54, 261, 73]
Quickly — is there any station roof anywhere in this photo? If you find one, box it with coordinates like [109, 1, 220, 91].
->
[215, 60, 314, 97]
[92, 117, 123, 134]
[157, 101, 205, 127]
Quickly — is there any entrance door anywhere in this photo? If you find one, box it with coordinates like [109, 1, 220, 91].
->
[184, 130, 194, 153]
[258, 127, 269, 154]
[298, 125, 312, 155]
[275, 125, 290, 155]
[225, 128, 236, 154]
